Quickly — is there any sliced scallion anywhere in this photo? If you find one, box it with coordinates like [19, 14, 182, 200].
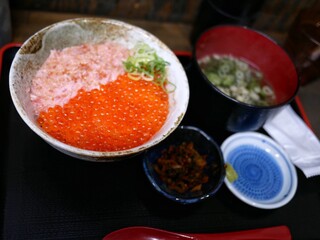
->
[123, 42, 175, 93]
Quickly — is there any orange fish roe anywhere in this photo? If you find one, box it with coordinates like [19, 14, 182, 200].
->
[37, 74, 169, 151]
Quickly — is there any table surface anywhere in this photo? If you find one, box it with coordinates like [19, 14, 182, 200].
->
[10, 10, 193, 52]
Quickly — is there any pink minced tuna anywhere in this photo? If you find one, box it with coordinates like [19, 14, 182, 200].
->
[30, 42, 130, 115]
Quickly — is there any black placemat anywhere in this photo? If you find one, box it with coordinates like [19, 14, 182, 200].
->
[1, 46, 320, 240]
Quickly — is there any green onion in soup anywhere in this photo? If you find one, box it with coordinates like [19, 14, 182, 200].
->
[198, 55, 276, 106]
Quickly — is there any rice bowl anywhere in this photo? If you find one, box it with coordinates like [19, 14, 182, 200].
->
[9, 18, 189, 161]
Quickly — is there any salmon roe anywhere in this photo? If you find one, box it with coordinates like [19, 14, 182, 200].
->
[37, 74, 169, 151]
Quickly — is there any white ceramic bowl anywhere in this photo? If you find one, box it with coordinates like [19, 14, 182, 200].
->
[9, 18, 189, 162]
[221, 132, 298, 209]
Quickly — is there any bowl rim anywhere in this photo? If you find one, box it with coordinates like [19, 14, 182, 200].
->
[221, 131, 298, 209]
[192, 24, 300, 109]
[9, 17, 190, 161]
[142, 125, 226, 204]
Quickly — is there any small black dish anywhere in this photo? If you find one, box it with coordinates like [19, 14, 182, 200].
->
[143, 125, 225, 204]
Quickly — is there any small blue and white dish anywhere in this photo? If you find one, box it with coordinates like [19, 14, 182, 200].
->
[221, 132, 298, 209]
[143, 125, 225, 204]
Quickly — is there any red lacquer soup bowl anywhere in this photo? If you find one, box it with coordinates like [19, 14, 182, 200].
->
[191, 25, 299, 132]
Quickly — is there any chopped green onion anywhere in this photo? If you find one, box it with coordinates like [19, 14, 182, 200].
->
[123, 42, 175, 93]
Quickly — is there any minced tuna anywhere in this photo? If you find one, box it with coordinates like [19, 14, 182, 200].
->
[30, 42, 130, 115]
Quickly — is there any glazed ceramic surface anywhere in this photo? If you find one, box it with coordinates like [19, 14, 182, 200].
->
[221, 132, 297, 209]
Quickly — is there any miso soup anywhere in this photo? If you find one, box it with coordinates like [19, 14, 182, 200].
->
[198, 55, 276, 106]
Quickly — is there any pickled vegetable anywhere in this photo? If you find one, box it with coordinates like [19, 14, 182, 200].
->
[225, 163, 238, 183]
[153, 142, 209, 194]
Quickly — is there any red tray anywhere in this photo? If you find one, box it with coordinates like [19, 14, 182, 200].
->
[1, 44, 319, 240]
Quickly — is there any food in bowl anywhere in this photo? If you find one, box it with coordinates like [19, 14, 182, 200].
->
[198, 54, 276, 106]
[153, 141, 209, 194]
[9, 18, 189, 161]
[31, 41, 171, 151]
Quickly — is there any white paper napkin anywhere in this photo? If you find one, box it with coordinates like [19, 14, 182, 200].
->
[263, 105, 320, 178]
